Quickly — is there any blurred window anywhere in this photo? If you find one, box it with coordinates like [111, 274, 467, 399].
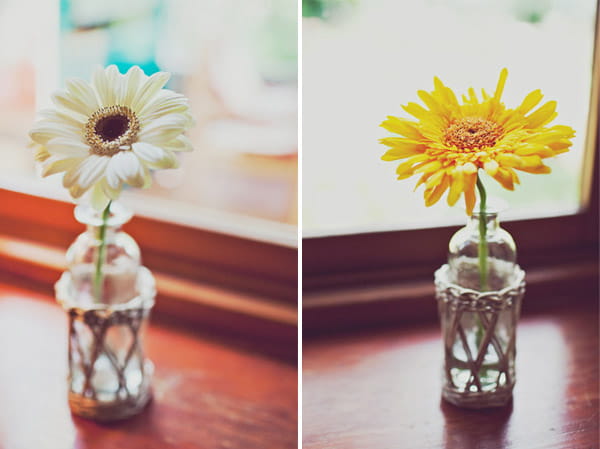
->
[0, 0, 297, 246]
[303, 0, 597, 237]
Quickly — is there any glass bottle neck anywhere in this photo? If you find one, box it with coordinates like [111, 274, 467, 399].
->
[74, 203, 132, 240]
[466, 212, 500, 235]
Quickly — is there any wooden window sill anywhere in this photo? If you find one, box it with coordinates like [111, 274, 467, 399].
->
[0, 231, 297, 359]
[0, 283, 297, 449]
[303, 298, 598, 449]
[0, 188, 298, 359]
[303, 257, 599, 335]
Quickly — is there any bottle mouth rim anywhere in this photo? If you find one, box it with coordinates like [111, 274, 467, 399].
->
[470, 209, 499, 217]
[74, 202, 133, 227]
[470, 197, 509, 216]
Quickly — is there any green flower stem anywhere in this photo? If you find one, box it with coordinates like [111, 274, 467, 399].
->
[93, 201, 112, 302]
[474, 174, 489, 365]
[476, 174, 488, 291]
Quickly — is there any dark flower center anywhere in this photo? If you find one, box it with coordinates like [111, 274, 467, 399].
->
[95, 114, 130, 142]
[85, 105, 140, 156]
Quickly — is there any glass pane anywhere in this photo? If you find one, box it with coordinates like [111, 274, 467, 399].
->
[0, 0, 297, 244]
[303, 0, 597, 236]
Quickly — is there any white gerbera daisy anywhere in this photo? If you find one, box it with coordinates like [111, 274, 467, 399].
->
[29, 65, 194, 210]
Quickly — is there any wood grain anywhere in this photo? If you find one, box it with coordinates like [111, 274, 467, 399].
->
[0, 283, 297, 449]
[303, 300, 599, 449]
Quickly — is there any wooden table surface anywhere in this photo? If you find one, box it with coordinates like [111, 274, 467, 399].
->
[303, 300, 599, 449]
[0, 284, 297, 449]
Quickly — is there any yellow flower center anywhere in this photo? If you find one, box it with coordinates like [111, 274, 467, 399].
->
[444, 117, 503, 150]
[85, 105, 140, 156]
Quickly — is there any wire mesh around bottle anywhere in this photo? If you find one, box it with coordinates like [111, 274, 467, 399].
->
[56, 266, 156, 421]
[435, 264, 525, 408]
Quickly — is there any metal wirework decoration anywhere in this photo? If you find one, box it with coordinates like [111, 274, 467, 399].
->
[435, 265, 525, 408]
[56, 267, 155, 421]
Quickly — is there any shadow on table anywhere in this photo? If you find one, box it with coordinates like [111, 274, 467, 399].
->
[441, 398, 513, 449]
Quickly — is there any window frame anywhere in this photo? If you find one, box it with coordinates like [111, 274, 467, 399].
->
[0, 188, 298, 352]
[303, 11, 600, 335]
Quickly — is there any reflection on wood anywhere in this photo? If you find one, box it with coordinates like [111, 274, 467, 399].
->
[0, 284, 297, 449]
[303, 300, 598, 449]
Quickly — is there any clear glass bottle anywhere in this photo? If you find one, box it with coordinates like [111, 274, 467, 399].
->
[66, 202, 140, 306]
[448, 210, 517, 291]
[56, 202, 155, 420]
[435, 210, 525, 408]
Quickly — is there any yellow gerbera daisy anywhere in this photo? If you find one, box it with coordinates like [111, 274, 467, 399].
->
[380, 68, 575, 215]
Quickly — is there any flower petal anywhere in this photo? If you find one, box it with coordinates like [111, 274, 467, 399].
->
[107, 151, 146, 188]
[516, 162, 552, 174]
[395, 154, 430, 178]
[139, 92, 190, 124]
[92, 65, 123, 107]
[492, 167, 515, 191]
[496, 153, 523, 168]
[463, 173, 477, 216]
[132, 142, 179, 169]
[36, 108, 86, 128]
[514, 144, 555, 158]
[138, 114, 188, 145]
[414, 171, 434, 190]
[29, 122, 82, 145]
[462, 162, 478, 174]
[380, 116, 422, 140]
[493, 68, 508, 102]
[433, 77, 461, 113]
[65, 78, 100, 112]
[164, 134, 193, 152]
[105, 65, 124, 105]
[33, 146, 51, 162]
[414, 160, 442, 174]
[51, 89, 93, 119]
[402, 102, 430, 121]
[62, 155, 110, 194]
[526, 101, 557, 128]
[380, 138, 425, 161]
[41, 157, 83, 177]
[100, 178, 122, 200]
[548, 139, 572, 154]
[417, 90, 448, 118]
[424, 169, 446, 189]
[122, 65, 145, 107]
[516, 89, 543, 115]
[447, 168, 464, 206]
[104, 161, 121, 190]
[45, 138, 90, 157]
[483, 160, 499, 176]
[130, 71, 171, 113]
[424, 173, 449, 207]
[89, 182, 112, 211]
